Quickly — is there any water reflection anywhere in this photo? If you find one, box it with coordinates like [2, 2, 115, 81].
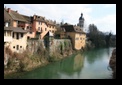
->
[73, 54, 84, 71]
[84, 48, 110, 64]
[5, 53, 84, 79]
[80, 48, 114, 79]
[59, 54, 84, 76]
[5, 48, 114, 79]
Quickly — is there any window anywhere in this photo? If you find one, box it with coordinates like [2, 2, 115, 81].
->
[16, 33, 19, 39]
[41, 27, 42, 31]
[13, 46, 15, 49]
[13, 33, 14, 38]
[20, 46, 22, 48]
[16, 45, 19, 50]
[5, 22, 9, 27]
[21, 33, 23, 38]
[39, 21, 41, 25]
[27, 26, 29, 29]
[27, 36, 30, 39]
[38, 27, 40, 31]
[75, 38, 79, 40]
[45, 28, 47, 31]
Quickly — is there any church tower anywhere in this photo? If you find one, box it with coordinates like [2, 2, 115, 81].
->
[78, 13, 85, 31]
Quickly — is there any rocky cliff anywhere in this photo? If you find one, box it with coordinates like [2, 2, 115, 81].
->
[109, 48, 116, 79]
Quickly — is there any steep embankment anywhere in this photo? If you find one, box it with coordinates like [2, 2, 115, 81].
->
[109, 49, 116, 79]
[4, 39, 73, 76]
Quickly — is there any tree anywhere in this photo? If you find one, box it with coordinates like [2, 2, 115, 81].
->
[87, 24, 106, 48]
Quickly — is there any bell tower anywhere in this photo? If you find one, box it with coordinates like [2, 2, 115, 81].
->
[78, 13, 85, 31]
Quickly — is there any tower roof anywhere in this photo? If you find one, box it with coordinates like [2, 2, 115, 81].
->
[79, 13, 84, 20]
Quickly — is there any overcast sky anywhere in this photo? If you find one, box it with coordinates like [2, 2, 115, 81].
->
[4, 4, 116, 34]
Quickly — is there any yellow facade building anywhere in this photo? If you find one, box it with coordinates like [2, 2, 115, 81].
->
[61, 25, 86, 50]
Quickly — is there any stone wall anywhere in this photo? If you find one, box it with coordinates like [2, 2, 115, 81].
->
[27, 40, 45, 55]
[4, 39, 73, 69]
[49, 39, 73, 56]
[27, 39, 73, 57]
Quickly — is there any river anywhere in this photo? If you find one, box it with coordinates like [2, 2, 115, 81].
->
[5, 47, 115, 79]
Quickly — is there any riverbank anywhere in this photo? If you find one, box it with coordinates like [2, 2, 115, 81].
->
[4, 47, 77, 77]
[4, 47, 114, 79]
[4, 43, 94, 77]
[109, 48, 116, 79]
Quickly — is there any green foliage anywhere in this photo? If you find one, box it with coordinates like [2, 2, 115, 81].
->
[87, 24, 116, 48]
[64, 41, 67, 47]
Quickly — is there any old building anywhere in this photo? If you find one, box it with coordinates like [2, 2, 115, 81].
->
[4, 7, 28, 53]
[10, 27, 27, 53]
[61, 24, 86, 50]
[4, 8, 28, 28]
[4, 27, 13, 44]
[4, 27, 27, 53]
[4, 9, 13, 44]
[29, 15, 48, 39]
[46, 20, 57, 35]
[21, 15, 32, 31]
[26, 15, 57, 39]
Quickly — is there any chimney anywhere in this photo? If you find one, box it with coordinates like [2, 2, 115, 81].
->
[7, 8, 11, 13]
[33, 15, 37, 20]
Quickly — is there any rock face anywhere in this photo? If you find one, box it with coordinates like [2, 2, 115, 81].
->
[109, 49, 116, 79]
[27, 40, 45, 55]
[49, 39, 73, 57]
[4, 46, 12, 68]
[27, 39, 73, 57]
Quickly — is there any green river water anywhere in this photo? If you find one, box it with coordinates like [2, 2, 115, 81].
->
[5, 47, 115, 79]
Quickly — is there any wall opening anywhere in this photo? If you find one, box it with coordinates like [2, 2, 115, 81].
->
[20, 46, 22, 48]
[17, 33, 19, 39]
[13, 46, 15, 49]
[16, 45, 19, 50]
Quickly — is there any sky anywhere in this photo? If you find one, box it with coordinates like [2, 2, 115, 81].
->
[4, 4, 116, 34]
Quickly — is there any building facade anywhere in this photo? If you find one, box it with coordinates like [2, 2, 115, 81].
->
[4, 7, 28, 53]
[61, 25, 86, 50]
